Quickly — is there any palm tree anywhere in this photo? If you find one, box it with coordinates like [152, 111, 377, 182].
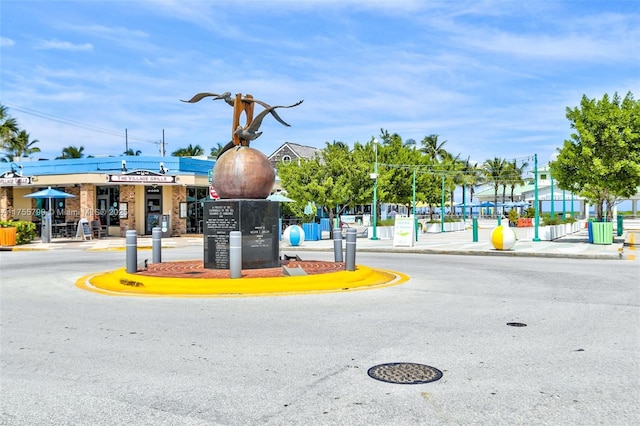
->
[123, 148, 142, 156]
[57, 145, 85, 159]
[506, 160, 529, 202]
[3, 130, 41, 162]
[419, 134, 448, 161]
[1, 105, 19, 151]
[441, 151, 462, 213]
[172, 144, 204, 157]
[482, 157, 507, 217]
[210, 142, 226, 158]
[459, 157, 481, 204]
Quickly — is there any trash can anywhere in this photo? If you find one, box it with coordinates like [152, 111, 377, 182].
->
[0, 227, 17, 246]
[591, 222, 613, 245]
[587, 219, 594, 243]
[617, 215, 623, 237]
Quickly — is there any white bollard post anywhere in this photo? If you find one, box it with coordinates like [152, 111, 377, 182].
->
[333, 228, 343, 262]
[126, 230, 137, 273]
[345, 228, 356, 271]
[152, 227, 162, 264]
[229, 231, 242, 279]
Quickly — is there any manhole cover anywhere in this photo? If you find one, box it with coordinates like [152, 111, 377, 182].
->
[507, 322, 527, 327]
[367, 362, 443, 385]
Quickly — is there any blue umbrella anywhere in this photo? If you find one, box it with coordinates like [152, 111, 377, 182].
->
[267, 193, 295, 203]
[25, 187, 75, 242]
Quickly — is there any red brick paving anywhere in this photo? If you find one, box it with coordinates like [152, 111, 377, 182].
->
[136, 260, 345, 279]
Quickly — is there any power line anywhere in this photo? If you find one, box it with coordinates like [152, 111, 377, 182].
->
[4, 103, 161, 145]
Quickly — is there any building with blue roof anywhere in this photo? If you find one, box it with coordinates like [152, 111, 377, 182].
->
[0, 156, 215, 237]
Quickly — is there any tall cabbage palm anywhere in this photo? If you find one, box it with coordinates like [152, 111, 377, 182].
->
[460, 156, 484, 206]
[209, 143, 226, 158]
[1, 105, 19, 153]
[57, 145, 85, 159]
[172, 144, 204, 157]
[482, 157, 508, 217]
[3, 130, 41, 162]
[123, 148, 142, 156]
[419, 134, 448, 161]
[441, 151, 462, 213]
[506, 160, 529, 201]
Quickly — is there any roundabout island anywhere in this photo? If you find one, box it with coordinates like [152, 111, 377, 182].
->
[75, 260, 408, 297]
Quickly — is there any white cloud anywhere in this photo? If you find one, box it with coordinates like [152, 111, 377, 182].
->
[36, 39, 93, 51]
[0, 37, 15, 47]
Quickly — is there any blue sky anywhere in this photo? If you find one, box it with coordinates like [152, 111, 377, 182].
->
[1, 0, 639, 165]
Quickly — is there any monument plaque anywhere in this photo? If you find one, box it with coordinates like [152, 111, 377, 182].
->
[203, 200, 280, 270]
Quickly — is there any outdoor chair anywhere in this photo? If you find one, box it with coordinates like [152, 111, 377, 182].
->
[91, 220, 107, 238]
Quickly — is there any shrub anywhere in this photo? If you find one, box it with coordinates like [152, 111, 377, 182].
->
[541, 214, 562, 226]
[0, 220, 37, 245]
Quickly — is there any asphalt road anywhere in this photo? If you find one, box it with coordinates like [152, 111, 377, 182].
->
[1, 247, 638, 425]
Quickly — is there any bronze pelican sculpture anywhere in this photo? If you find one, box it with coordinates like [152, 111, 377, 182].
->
[233, 100, 303, 142]
[181, 92, 294, 127]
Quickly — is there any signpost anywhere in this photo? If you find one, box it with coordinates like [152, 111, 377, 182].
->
[393, 216, 415, 247]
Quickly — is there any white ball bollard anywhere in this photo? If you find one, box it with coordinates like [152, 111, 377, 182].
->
[490, 225, 517, 250]
[283, 225, 305, 247]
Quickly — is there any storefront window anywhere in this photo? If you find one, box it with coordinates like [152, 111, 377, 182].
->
[186, 187, 208, 233]
[96, 186, 120, 227]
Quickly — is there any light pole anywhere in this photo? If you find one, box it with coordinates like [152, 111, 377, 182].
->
[550, 173, 555, 219]
[412, 168, 417, 241]
[370, 138, 379, 240]
[533, 153, 540, 242]
[441, 174, 445, 233]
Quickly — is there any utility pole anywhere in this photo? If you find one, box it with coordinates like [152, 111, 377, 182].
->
[161, 129, 165, 157]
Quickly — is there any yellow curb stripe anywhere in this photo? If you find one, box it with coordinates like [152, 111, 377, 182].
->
[76, 265, 409, 298]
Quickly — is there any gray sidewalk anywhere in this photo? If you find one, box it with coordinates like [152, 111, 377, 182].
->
[5, 221, 635, 260]
[287, 225, 629, 260]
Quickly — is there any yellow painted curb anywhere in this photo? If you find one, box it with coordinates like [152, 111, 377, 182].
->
[76, 264, 409, 297]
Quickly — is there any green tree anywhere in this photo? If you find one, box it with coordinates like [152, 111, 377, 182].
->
[482, 157, 508, 216]
[57, 145, 85, 159]
[277, 141, 372, 235]
[460, 157, 484, 205]
[419, 134, 448, 161]
[3, 130, 41, 162]
[505, 159, 528, 202]
[210, 142, 226, 158]
[441, 151, 461, 214]
[0, 105, 19, 150]
[550, 92, 640, 220]
[123, 148, 142, 156]
[172, 144, 204, 157]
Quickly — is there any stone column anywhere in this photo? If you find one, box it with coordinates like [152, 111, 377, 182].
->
[119, 185, 136, 237]
[0, 187, 13, 221]
[171, 185, 187, 236]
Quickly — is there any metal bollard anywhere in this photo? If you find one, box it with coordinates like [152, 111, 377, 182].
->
[152, 227, 162, 264]
[333, 228, 343, 262]
[472, 218, 478, 242]
[345, 228, 356, 271]
[126, 230, 137, 273]
[229, 231, 242, 279]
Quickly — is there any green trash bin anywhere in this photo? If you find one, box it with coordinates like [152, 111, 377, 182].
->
[617, 215, 623, 237]
[592, 222, 613, 245]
